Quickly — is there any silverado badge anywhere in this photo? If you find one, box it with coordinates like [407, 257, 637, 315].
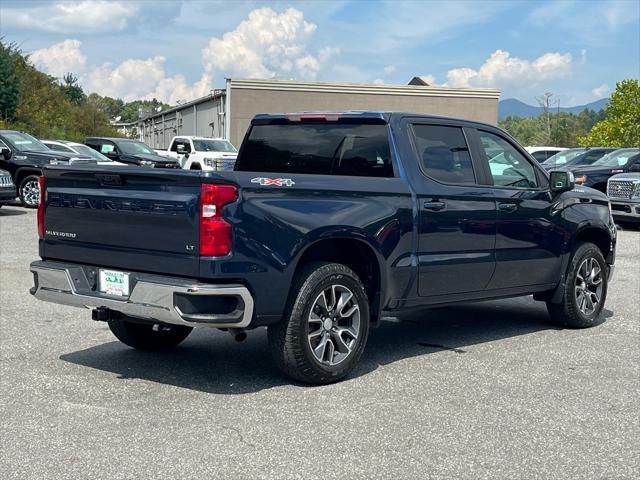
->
[251, 177, 295, 187]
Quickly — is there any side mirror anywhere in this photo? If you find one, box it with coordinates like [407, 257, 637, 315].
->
[550, 170, 575, 194]
[106, 150, 119, 160]
[629, 163, 640, 172]
[1, 147, 11, 160]
[176, 144, 186, 154]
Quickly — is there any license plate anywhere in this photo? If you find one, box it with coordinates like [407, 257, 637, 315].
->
[99, 269, 130, 297]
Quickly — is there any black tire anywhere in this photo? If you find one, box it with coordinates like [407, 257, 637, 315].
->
[268, 262, 370, 384]
[19, 175, 40, 208]
[108, 318, 192, 351]
[547, 242, 608, 328]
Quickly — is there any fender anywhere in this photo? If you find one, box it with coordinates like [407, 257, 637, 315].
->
[289, 227, 390, 318]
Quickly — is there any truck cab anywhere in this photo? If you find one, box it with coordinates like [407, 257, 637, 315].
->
[163, 136, 237, 171]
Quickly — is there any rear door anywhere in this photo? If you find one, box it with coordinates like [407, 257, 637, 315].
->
[473, 129, 564, 289]
[401, 119, 497, 297]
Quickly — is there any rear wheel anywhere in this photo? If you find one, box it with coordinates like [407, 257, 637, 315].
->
[547, 242, 608, 328]
[268, 262, 370, 384]
[19, 175, 40, 208]
[108, 318, 192, 350]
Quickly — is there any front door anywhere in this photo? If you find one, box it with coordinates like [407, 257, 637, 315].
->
[407, 122, 497, 297]
[474, 129, 564, 289]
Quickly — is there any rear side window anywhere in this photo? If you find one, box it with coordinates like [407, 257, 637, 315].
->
[410, 124, 475, 184]
[236, 123, 393, 177]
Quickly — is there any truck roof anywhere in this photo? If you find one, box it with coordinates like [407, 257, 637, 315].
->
[251, 111, 498, 130]
[170, 136, 228, 141]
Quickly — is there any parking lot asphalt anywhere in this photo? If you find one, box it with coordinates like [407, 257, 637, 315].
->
[0, 205, 638, 480]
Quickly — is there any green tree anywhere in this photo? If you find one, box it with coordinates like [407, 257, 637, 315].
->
[579, 79, 640, 147]
[0, 38, 120, 141]
[0, 41, 21, 123]
[60, 73, 86, 105]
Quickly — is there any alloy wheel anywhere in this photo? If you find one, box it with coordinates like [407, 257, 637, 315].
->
[575, 257, 603, 316]
[21, 179, 40, 207]
[307, 284, 360, 366]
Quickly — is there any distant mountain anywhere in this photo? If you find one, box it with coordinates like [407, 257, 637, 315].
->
[498, 98, 609, 120]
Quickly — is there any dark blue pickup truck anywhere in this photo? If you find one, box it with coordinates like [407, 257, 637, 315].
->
[30, 112, 616, 383]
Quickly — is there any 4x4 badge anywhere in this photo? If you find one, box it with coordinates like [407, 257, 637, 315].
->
[251, 177, 295, 187]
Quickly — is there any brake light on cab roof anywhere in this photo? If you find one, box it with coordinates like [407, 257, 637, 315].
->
[285, 112, 342, 122]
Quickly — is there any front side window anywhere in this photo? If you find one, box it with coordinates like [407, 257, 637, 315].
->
[410, 124, 475, 184]
[479, 131, 538, 189]
[99, 143, 115, 154]
[237, 123, 393, 177]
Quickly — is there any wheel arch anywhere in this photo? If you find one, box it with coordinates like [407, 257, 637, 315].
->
[15, 167, 42, 186]
[291, 234, 386, 324]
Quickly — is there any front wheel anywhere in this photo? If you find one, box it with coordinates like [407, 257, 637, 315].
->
[268, 262, 370, 384]
[19, 175, 40, 208]
[108, 318, 193, 350]
[547, 242, 608, 328]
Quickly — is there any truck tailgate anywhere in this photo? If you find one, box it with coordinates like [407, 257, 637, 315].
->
[41, 167, 203, 277]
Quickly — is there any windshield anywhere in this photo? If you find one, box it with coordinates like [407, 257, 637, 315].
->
[592, 149, 640, 167]
[70, 144, 110, 161]
[193, 139, 237, 153]
[118, 140, 154, 155]
[542, 149, 585, 167]
[1, 132, 50, 152]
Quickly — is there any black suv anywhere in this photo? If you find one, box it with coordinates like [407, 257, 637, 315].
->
[0, 130, 95, 207]
[85, 137, 179, 168]
[565, 148, 640, 193]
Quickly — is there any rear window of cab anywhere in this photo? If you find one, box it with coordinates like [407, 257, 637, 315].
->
[236, 123, 394, 177]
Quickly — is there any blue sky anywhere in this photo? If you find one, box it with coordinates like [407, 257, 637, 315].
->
[1, 0, 638, 106]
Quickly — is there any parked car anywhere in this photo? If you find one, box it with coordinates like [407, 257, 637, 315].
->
[157, 136, 238, 170]
[30, 111, 616, 384]
[568, 148, 640, 193]
[541, 147, 616, 171]
[85, 137, 180, 168]
[0, 130, 96, 207]
[607, 172, 640, 227]
[541, 148, 586, 170]
[0, 169, 16, 207]
[42, 140, 126, 165]
[525, 146, 567, 163]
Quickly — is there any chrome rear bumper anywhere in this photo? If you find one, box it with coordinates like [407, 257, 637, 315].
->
[30, 260, 254, 328]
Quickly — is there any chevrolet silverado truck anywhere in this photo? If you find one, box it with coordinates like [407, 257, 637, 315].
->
[29, 112, 617, 384]
[157, 136, 237, 171]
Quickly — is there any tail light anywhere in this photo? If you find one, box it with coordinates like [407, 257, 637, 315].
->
[199, 183, 238, 256]
[37, 176, 45, 238]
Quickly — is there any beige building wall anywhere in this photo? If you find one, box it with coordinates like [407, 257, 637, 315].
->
[228, 79, 500, 147]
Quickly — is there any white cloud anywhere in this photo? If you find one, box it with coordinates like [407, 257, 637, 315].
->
[4, 1, 137, 33]
[591, 84, 610, 98]
[85, 57, 211, 103]
[30, 39, 87, 78]
[31, 40, 210, 103]
[445, 50, 573, 88]
[201, 7, 335, 80]
[383, 65, 396, 75]
[27, 7, 340, 103]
